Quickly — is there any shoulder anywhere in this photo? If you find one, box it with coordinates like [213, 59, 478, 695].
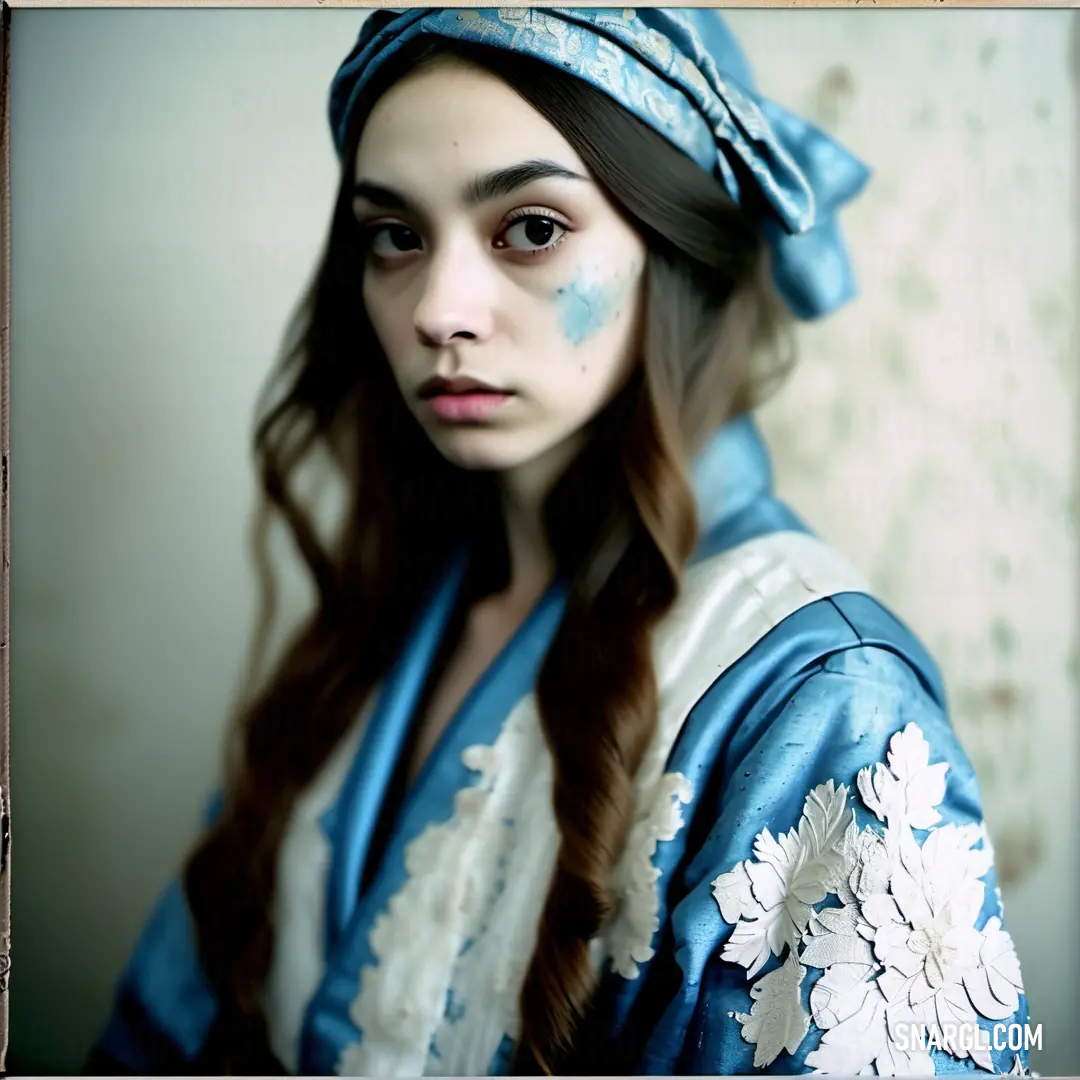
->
[666, 528, 950, 783]
[661, 562, 978, 904]
[639, 548, 1030, 1075]
[657, 693, 1027, 1074]
[669, 551, 977, 889]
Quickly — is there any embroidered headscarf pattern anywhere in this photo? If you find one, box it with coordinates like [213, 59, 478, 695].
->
[328, 7, 870, 320]
[711, 723, 1025, 1074]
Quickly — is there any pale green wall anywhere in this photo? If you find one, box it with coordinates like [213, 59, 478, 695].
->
[10, 9, 1077, 1075]
[736, 13, 1078, 1077]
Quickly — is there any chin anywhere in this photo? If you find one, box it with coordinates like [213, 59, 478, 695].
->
[426, 427, 549, 474]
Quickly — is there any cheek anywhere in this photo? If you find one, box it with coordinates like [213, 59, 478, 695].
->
[360, 282, 414, 406]
[553, 281, 617, 348]
[566, 334, 636, 401]
[542, 263, 642, 391]
[363, 279, 411, 368]
[550, 260, 642, 351]
[363, 277, 390, 339]
[533, 323, 639, 436]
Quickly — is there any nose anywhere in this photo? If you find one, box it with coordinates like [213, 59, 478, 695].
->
[413, 239, 497, 348]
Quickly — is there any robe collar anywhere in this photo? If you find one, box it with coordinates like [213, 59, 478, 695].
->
[690, 412, 774, 541]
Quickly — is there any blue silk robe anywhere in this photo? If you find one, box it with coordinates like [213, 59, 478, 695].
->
[94, 416, 1031, 1076]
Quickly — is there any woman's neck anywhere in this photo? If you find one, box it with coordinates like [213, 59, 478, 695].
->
[499, 489, 554, 605]
[495, 429, 587, 602]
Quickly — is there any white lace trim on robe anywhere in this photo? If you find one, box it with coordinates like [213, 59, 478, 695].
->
[264, 703, 373, 1073]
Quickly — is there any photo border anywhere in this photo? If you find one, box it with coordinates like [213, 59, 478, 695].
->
[3, 0, 1080, 7]
[0, 0, 1075, 1072]
[1, 1, 12, 1070]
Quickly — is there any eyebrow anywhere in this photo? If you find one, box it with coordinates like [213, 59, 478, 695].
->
[352, 158, 590, 211]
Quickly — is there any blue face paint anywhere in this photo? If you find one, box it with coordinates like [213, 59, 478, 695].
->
[553, 266, 634, 347]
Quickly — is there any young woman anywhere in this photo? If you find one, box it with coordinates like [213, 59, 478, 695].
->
[91, 9, 1030, 1076]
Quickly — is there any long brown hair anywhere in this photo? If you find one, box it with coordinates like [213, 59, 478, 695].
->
[183, 37, 792, 1075]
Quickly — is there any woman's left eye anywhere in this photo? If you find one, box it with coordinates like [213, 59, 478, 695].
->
[496, 214, 568, 255]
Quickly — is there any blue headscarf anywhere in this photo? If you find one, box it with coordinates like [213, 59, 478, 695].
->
[329, 8, 870, 320]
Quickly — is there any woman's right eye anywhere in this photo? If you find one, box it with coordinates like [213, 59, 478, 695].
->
[366, 223, 422, 258]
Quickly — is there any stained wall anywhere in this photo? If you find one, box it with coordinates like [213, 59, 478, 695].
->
[731, 13, 1078, 1074]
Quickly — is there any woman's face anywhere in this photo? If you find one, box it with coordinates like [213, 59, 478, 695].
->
[353, 57, 647, 490]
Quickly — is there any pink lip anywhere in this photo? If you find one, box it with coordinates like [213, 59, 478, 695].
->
[426, 391, 514, 422]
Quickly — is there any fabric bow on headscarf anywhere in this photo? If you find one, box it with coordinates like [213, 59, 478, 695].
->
[328, 7, 871, 320]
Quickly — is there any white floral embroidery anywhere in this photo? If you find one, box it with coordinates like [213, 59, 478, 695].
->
[732, 951, 810, 1068]
[711, 722, 1025, 1075]
[856, 722, 949, 830]
[713, 781, 851, 979]
[1009, 1053, 1038, 1076]
[604, 772, 694, 978]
